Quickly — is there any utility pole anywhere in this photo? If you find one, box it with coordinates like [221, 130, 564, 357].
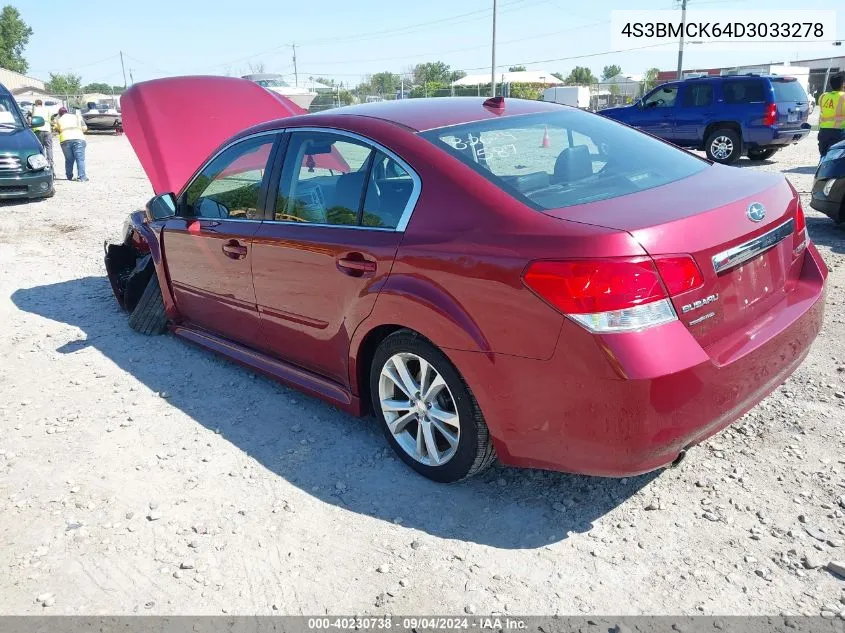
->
[676, 0, 688, 80]
[292, 43, 298, 87]
[491, 0, 498, 96]
[129, 68, 135, 85]
[120, 50, 127, 89]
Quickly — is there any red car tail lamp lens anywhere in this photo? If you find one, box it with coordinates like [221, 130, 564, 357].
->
[793, 197, 808, 254]
[653, 255, 704, 295]
[763, 103, 778, 127]
[522, 258, 677, 333]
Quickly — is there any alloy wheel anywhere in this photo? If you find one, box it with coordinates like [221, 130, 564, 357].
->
[378, 352, 460, 466]
[711, 136, 734, 161]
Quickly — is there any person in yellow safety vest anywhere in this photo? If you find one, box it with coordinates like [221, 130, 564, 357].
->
[29, 99, 53, 171]
[54, 107, 88, 182]
[818, 72, 845, 158]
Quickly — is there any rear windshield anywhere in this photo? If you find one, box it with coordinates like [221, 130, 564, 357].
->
[772, 80, 807, 102]
[420, 110, 708, 210]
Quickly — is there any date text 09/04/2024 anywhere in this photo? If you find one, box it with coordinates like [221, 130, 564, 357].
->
[307, 617, 528, 630]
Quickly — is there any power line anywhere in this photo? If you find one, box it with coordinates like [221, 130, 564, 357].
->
[200, 0, 543, 71]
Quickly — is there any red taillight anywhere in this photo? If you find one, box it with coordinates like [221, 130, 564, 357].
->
[653, 255, 704, 295]
[763, 103, 778, 127]
[794, 198, 806, 234]
[523, 258, 667, 315]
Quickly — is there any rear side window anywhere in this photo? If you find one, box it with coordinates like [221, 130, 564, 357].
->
[420, 110, 708, 211]
[771, 80, 807, 102]
[723, 80, 766, 104]
[682, 84, 714, 107]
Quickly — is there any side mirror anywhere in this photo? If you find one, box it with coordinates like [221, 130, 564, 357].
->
[29, 115, 45, 128]
[144, 192, 177, 222]
[632, 99, 642, 108]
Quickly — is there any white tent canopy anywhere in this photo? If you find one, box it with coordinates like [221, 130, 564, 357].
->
[451, 70, 564, 87]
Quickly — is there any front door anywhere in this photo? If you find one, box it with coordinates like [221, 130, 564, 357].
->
[252, 130, 419, 386]
[632, 84, 679, 139]
[163, 132, 279, 349]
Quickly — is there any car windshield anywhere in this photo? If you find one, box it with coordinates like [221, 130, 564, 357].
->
[420, 110, 708, 211]
[256, 79, 288, 88]
[772, 80, 807, 102]
[0, 94, 24, 128]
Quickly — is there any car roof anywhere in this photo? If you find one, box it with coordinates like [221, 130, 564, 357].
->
[679, 74, 791, 83]
[309, 97, 565, 132]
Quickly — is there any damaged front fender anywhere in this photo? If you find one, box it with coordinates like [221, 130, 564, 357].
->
[104, 210, 175, 319]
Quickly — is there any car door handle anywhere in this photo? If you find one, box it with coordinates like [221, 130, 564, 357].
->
[222, 240, 248, 260]
[337, 255, 377, 275]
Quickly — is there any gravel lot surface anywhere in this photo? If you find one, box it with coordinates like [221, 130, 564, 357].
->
[1, 130, 844, 616]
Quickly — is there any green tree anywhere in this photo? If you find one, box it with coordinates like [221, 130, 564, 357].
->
[46, 73, 82, 95]
[509, 84, 541, 100]
[601, 65, 622, 81]
[640, 67, 661, 95]
[551, 71, 565, 82]
[0, 6, 32, 73]
[565, 66, 597, 85]
[83, 82, 113, 93]
[508, 65, 527, 72]
[412, 61, 452, 85]
[370, 71, 400, 95]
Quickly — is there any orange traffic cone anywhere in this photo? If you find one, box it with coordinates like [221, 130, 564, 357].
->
[540, 126, 551, 148]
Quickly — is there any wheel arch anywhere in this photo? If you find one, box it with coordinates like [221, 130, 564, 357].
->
[704, 121, 742, 143]
[349, 276, 494, 416]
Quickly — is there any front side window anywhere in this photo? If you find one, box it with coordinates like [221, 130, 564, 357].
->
[644, 85, 678, 108]
[183, 135, 276, 220]
[420, 110, 708, 211]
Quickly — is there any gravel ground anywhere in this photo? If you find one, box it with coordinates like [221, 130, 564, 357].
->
[1, 130, 844, 616]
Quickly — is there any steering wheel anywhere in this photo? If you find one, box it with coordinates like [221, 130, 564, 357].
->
[276, 213, 308, 222]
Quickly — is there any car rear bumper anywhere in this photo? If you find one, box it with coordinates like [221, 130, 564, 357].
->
[810, 177, 844, 223]
[0, 170, 54, 199]
[451, 243, 827, 477]
[747, 125, 811, 148]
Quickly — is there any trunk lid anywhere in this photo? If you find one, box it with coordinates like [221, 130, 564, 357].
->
[770, 77, 810, 131]
[121, 76, 308, 195]
[542, 165, 806, 349]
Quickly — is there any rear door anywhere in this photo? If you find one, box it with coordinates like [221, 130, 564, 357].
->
[770, 78, 810, 131]
[162, 132, 280, 349]
[251, 129, 419, 385]
[674, 82, 714, 145]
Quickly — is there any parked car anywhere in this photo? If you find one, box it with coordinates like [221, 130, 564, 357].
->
[106, 77, 827, 482]
[0, 83, 54, 200]
[600, 75, 811, 164]
[810, 139, 845, 224]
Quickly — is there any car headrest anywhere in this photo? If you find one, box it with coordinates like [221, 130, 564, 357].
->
[553, 145, 593, 183]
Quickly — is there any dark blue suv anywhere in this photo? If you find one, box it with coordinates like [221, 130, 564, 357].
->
[600, 75, 811, 164]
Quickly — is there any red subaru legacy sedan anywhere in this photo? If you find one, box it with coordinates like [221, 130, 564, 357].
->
[105, 76, 827, 482]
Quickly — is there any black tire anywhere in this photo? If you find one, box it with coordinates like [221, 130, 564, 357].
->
[128, 274, 168, 335]
[747, 147, 779, 161]
[369, 330, 496, 483]
[705, 128, 742, 164]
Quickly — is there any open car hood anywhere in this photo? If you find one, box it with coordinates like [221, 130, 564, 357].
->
[122, 75, 308, 195]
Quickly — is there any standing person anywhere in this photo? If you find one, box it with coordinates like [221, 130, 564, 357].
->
[818, 72, 845, 158]
[55, 106, 88, 181]
[29, 99, 53, 171]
